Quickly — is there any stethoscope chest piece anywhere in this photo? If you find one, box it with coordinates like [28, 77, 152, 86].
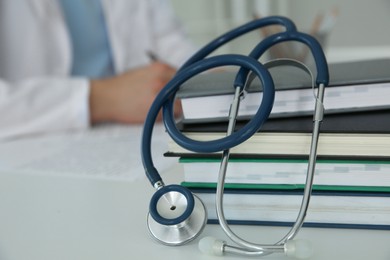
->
[147, 184, 207, 246]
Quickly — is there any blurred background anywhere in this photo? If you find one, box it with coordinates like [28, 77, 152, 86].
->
[171, 0, 390, 63]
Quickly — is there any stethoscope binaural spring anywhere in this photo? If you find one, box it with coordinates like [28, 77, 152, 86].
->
[141, 16, 329, 259]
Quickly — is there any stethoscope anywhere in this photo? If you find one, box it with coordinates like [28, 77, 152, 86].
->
[141, 16, 329, 259]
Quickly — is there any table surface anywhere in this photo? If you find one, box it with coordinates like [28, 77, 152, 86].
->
[0, 125, 389, 260]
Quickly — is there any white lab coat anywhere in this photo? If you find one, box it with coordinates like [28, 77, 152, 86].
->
[0, 0, 195, 139]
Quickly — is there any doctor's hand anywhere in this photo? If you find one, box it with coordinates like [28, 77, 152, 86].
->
[89, 62, 181, 124]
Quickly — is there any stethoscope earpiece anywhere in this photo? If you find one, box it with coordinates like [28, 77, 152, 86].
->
[198, 236, 226, 256]
[147, 185, 207, 246]
[284, 239, 313, 259]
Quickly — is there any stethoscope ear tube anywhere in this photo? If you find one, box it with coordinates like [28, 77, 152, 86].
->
[180, 16, 297, 70]
[142, 15, 329, 257]
[234, 31, 329, 87]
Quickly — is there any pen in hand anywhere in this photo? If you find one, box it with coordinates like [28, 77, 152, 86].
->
[147, 51, 158, 62]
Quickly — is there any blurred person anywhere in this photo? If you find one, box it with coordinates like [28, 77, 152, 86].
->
[0, 0, 195, 139]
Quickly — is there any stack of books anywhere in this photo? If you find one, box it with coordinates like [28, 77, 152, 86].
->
[166, 58, 390, 230]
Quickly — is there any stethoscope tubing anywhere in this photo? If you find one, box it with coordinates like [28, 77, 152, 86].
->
[142, 16, 329, 187]
[142, 16, 298, 187]
[234, 31, 329, 88]
[142, 54, 275, 186]
[142, 15, 329, 257]
[215, 83, 326, 256]
[180, 16, 297, 70]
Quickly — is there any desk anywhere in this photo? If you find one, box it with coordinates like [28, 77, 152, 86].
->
[0, 125, 389, 260]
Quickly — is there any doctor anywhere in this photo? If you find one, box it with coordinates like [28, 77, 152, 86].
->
[0, 0, 195, 139]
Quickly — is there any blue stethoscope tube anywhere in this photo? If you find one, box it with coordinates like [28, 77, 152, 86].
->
[142, 54, 275, 186]
[179, 16, 297, 71]
[142, 16, 302, 187]
[234, 31, 329, 87]
[141, 16, 329, 254]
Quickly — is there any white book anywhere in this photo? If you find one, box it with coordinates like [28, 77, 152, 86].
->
[167, 132, 390, 157]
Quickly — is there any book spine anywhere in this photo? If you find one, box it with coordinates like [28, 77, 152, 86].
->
[206, 219, 390, 231]
[182, 182, 390, 193]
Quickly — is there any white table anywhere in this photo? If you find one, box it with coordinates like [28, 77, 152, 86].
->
[0, 126, 389, 260]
